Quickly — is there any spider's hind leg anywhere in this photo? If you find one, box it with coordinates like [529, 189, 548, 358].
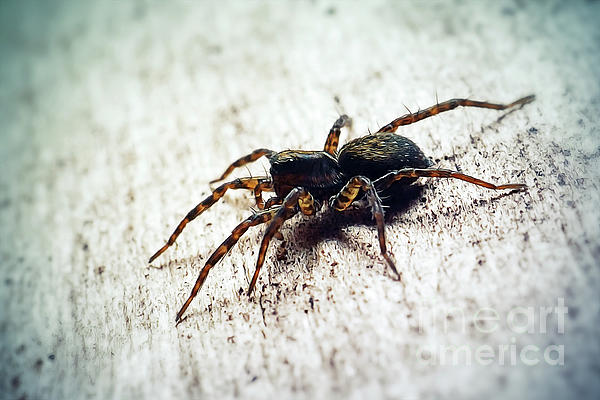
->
[329, 176, 400, 279]
[374, 168, 527, 192]
[376, 95, 535, 133]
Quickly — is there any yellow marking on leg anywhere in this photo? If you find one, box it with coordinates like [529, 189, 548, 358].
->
[324, 115, 352, 155]
[298, 192, 315, 215]
[332, 176, 366, 211]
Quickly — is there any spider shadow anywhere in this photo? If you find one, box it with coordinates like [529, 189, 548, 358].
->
[251, 183, 426, 305]
[281, 177, 522, 270]
[282, 184, 426, 261]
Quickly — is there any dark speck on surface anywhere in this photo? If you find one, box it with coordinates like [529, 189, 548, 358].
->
[502, 7, 516, 16]
[34, 359, 43, 372]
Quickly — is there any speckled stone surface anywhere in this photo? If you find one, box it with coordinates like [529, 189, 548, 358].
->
[1, 1, 599, 399]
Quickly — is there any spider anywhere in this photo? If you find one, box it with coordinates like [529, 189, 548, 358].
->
[149, 94, 535, 322]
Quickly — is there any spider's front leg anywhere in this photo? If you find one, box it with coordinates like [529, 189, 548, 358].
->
[329, 176, 400, 279]
[374, 168, 527, 191]
[175, 207, 279, 322]
[149, 176, 273, 263]
[210, 148, 275, 184]
[253, 180, 275, 210]
[248, 187, 315, 295]
[324, 114, 352, 155]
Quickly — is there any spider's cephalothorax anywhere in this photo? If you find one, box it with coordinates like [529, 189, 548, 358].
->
[149, 95, 535, 323]
[268, 150, 346, 202]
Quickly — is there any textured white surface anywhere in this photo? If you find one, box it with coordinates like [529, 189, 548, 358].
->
[1, 1, 600, 399]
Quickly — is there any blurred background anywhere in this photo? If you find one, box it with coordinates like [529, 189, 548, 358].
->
[1, 1, 599, 399]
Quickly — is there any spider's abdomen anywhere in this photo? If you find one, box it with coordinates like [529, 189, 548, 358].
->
[269, 150, 346, 200]
[338, 133, 432, 180]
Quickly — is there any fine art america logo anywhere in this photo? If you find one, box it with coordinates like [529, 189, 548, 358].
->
[414, 298, 567, 366]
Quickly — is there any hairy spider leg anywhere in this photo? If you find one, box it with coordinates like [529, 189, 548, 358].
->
[175, 207, 279, 322]
[253, 180, 275, 210]
[329, 176, 399, 278]
[149, 177, 273, 263]
[264, 196, 283, 209]
[210, 148, 275, 184]
[374, 168, 527, 191]
[323, 114, 352, 155]
[376, 95, 535, 133]
[248, 188, 315, 295]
